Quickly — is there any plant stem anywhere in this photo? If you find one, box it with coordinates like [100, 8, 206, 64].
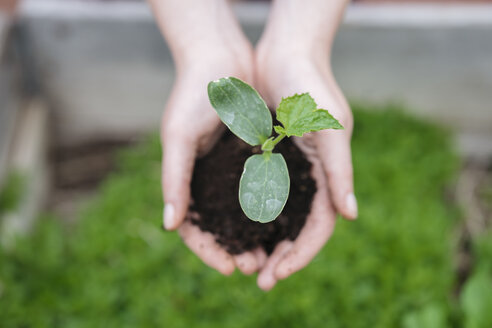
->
[261, 132, 287, 153]
[270, 133, 286, 149]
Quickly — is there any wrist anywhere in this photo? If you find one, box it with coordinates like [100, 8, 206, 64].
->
[150, 0, 254, 75]
[257, 0, 348, 63]
[255, 39, 332, 83]
[175, 44, 254, 83]
[256, 25, 334, 70]
[173, 44, 236, 69]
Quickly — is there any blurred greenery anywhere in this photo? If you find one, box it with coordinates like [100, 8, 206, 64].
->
[461, 232, 492, 328]
[0, 172, 25, 216]
[0, 106, 483, 327]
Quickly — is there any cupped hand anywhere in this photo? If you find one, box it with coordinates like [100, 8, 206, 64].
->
[254, 49, 358, 290]
[161, 50, 268, 276]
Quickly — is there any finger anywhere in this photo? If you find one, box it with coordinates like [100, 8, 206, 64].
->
[254, 247, 267, 269]
[161, 133, 196, 230]
[316, 131, 358, 220]
[275, 161, 337, 280]
[233, 252, 258, 275]
[257, 241, 293, 291]
[179, 220, 235, 275]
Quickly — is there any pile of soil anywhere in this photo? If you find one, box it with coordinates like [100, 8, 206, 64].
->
[190, 131, 316, 255]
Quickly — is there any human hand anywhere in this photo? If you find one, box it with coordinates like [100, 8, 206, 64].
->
[149, 0, 271, 276]
[161, 47, 273, 276]
[253, 42, 357, 291]
[151, 0, 353, 283]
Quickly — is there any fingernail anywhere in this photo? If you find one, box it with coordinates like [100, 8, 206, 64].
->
[346, 193, 358, 219]
[163, 203, 175, 230]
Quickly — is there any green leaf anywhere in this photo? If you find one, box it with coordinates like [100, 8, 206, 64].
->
[402, 303, 447, 328]
[461, 271, 492, 328]
[239, 153, 290, 223]
[260, 137, 275, 152]
[276, 93, 343, 137]
[208, 77, 272, 146]
[273, 125, 286, 135]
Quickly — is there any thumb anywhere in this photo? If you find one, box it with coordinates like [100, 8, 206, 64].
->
[317, 131, 357, 220]
[161, 135, 196, 230]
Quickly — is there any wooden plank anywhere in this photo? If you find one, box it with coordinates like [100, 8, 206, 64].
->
[1, 99, 49, 248]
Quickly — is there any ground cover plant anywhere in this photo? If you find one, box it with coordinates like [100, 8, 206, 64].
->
[208, 77, 342, 222]
[2, 105, 486, 328]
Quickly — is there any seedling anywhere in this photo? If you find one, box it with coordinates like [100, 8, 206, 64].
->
[208, 77, 343, 223]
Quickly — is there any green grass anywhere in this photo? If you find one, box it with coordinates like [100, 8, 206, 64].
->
[0, 106, 467, 327]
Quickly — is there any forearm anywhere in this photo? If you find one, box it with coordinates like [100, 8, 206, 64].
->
[148, 0, 251, 71]
[261, 0, 349, 60]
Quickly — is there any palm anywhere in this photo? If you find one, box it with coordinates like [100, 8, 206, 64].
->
[254, 58, 355, 290]
[161, 58, 270, 276]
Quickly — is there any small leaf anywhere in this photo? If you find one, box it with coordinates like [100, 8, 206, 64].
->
[208, 77, 272, 146]
[274, 125, 286, 135]
[461, 271, 492, 328]
[261, 137, 275, 152]
[276, 93, 343, 137]
[239, 153, 290, 223]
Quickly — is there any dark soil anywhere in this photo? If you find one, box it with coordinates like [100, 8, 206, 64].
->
[190, 131, 316, 255]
